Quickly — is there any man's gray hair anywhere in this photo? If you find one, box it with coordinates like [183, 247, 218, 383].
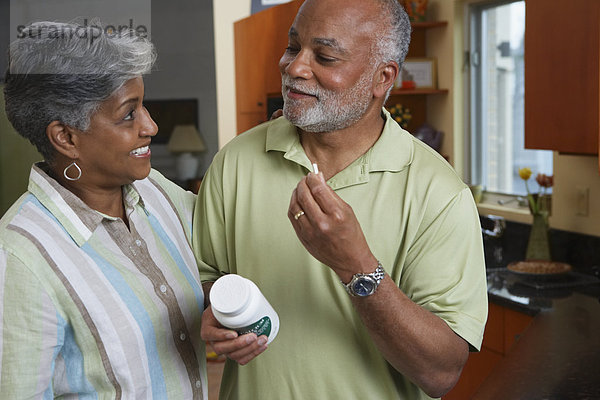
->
[371, 0, 411, 100]
[375, 0, 412, 67]
[3, 20, 156, 162]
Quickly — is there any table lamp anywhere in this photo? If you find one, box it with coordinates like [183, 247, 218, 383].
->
[167, 124, 206, 181]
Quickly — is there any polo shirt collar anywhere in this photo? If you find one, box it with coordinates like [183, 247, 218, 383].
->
[27, 162, 145, 246]
[265, 108, 414, 189]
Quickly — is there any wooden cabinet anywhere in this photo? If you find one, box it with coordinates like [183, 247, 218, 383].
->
[443, 303, 534, 400]
[234, 0, 302, 134]
[524, 0, 600, 159]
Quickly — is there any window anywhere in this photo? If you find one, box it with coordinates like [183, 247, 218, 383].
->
[467, 0, 552, 197]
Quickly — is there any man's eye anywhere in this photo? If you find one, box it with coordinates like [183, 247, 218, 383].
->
[317, 55, 336, 63]
[285, 46, 300, 54]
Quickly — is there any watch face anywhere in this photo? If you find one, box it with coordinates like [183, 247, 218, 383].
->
[352, 277, 376, 296]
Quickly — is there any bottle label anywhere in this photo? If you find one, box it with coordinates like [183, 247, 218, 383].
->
[237, 316, 272, 337]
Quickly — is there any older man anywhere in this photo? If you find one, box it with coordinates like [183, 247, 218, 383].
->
[194, 0, 487, 398]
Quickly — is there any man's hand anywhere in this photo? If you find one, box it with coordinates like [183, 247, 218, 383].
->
[287, 171, 377, 281]
[201, 306, 268, 365]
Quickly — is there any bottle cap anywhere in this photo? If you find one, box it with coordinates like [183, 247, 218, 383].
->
[210, 274, 251, 315]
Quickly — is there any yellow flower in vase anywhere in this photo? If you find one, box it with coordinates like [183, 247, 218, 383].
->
[518, 167, 532, 181]
[518, 167, 553, 261]
[518, 167, 552, 217]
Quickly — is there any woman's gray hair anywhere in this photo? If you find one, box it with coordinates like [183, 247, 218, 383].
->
[3, 20, 156, 162]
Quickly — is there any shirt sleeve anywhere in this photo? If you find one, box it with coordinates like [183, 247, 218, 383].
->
[0, 248, 62, 399]
[402, 187, 488, 351]
[192, 155, 229, 283]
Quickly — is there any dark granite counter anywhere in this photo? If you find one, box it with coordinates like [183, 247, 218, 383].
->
[474, 268, 600, 399]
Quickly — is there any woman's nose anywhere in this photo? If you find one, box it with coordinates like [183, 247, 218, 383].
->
[140, 106, 158, 137]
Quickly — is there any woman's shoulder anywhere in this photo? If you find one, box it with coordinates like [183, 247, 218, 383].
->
[133, 169, 196, 219]
[0, 192, 36, 235]
[0, 192, 59, 264]
[137, 169, 195, 199]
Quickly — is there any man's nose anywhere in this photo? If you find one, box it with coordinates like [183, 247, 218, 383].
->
[280, 51, 312, 80]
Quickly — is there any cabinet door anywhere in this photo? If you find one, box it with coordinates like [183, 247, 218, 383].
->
[263, 1, 303, 96]
[504, 308, 533, 352]
[443, 303, 533, 400]
[525, 0, 599, 154]
[482, 302, 504, 354]
[234, 0, 304, 134]
[443, 348, 503, 400]
[235, 14, 269, 117]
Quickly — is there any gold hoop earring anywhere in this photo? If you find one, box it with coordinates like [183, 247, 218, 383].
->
[63, 161, 82, 181]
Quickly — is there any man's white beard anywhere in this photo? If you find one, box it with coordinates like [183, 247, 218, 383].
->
[281, 71, 373, 133]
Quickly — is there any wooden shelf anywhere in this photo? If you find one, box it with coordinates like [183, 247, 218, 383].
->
[390, 88, 448, 95]
[411, 21, 448, 29]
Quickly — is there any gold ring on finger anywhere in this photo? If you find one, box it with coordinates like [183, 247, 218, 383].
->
[294, 210, 305, 220]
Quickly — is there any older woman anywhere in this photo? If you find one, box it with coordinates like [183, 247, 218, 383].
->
[1, 22, 206, 399]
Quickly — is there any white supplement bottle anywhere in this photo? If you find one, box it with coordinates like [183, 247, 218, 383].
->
[210, 274, 280, 344]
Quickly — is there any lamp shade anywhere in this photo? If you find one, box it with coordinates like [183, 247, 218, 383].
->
[167, 125, 206, 153]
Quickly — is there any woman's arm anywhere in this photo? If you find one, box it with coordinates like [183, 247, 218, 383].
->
[0, 250, 61, 398]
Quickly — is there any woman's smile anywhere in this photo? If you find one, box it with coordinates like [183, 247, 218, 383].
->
[130, 145, 151, 157]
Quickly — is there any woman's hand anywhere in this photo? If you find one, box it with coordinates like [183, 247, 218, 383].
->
[201, 306, 268, 365]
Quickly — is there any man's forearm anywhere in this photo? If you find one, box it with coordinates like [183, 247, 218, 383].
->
[350, 276, 469, 398]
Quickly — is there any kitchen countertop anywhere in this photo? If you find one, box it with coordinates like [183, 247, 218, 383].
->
[473, 269, 600, 399]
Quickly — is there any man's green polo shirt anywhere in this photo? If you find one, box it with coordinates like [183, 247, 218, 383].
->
[194, 109, 487, 400]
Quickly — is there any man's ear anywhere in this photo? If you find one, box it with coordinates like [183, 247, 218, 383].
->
[47, 121, 79, 159]
[373, 61, 399, 99]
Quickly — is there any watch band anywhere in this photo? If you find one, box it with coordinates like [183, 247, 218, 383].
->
[342, 261, 385, 297]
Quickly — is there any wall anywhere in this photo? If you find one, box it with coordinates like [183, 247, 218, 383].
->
[213, 0, 251, 149]
[144, 0, 218, 176]
[0, 88, 43, 215]
[551, 153, 600, 237]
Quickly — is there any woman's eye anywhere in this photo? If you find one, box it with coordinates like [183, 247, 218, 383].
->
[123, 109, 136, 121]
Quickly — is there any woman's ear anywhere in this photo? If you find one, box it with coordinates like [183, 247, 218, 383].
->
[373, 61, 399, 99]
[47, 121, 79, 159]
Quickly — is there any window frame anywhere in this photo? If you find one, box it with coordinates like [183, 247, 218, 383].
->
[464, 0, 550, 205]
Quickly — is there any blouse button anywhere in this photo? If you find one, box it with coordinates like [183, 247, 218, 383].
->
[180, 332, 186, 341]
[195, 380, 202, 388]
[160, 284, 167, 293]
[135, 239, 142, 246]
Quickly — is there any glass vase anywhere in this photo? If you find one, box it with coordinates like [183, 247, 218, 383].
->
[525, 213, 552, 260]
